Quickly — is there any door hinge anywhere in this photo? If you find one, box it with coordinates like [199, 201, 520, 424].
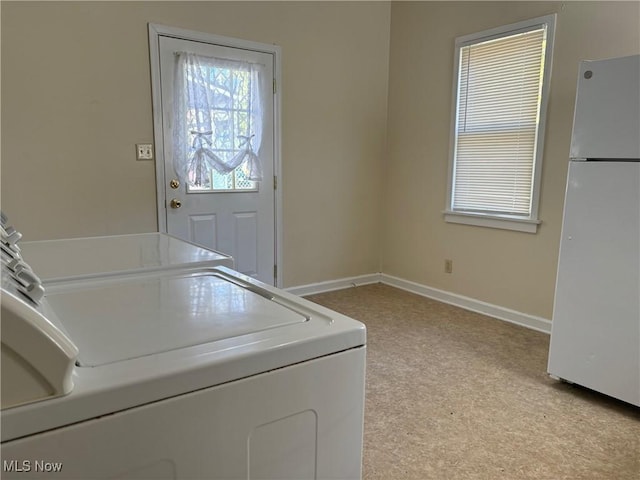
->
[273, 78, 277, 94]
[274, 264, 278, 280]
[273, 176, 277, 190]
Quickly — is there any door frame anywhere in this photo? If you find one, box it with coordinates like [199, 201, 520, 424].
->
[148, 23, 283, 286]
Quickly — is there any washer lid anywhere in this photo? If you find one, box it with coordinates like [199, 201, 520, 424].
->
[20, 233, 232, 282]
[44, 271, 308, 367]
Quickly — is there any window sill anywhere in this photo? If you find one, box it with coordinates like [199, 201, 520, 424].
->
[443, 211, 540, 233]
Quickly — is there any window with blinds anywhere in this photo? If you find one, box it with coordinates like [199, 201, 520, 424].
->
[446, 15, 555, 233]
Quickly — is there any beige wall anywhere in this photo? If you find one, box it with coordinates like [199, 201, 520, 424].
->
[2, 2, 638, 313]
[0, 1, 391, 287]
[382, 1, 640, 318]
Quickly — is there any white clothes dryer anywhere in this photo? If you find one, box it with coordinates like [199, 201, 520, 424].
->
[0, 222, 366, 480]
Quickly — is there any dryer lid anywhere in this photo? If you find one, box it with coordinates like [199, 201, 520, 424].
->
[44, 271, 308, 367]
[20, 233, 232, 282]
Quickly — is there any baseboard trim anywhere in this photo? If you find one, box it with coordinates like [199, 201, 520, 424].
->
[380, 274, 552, 334]
[285, 273, 381, 297]
[286, 273, 551, 334]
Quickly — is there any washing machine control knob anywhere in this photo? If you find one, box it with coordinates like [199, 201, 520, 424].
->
[1, 225, 22, 247]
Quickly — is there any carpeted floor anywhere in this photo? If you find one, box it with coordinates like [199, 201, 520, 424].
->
[306, 284, 640, 480]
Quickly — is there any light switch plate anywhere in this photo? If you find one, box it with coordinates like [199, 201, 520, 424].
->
[136, 143, 154, 160]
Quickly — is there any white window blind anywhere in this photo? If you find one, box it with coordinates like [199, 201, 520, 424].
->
[452, 26, 548, 217]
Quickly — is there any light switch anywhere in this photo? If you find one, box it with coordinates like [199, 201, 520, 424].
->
[136, 143, 154, 160]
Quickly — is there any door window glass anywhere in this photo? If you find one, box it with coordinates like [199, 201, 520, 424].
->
[174, 54, 263, 192]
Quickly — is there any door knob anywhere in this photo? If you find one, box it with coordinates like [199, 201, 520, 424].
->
[170, 198, 182, 209]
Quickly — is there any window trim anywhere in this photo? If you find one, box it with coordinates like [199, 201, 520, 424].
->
[444, 14, 556, 234]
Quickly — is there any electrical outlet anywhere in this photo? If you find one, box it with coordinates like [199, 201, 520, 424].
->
[445, 259, 453, 274]
[136, 143, 154, 160]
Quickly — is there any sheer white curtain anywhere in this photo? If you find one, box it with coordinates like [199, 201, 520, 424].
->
[173, 52, 265, 186]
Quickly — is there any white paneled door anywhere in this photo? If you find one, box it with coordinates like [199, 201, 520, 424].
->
[150, 26, 278, 285]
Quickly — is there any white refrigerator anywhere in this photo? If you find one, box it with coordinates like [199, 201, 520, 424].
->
[547, 54, 640, 406]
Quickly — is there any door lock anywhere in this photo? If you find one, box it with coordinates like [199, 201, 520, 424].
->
[170, 198, 182, 209]
[170, 179, 180, 189]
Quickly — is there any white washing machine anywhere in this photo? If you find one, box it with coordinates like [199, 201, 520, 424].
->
[18, 232, 234, 283]
[0, 221, 366, 479]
